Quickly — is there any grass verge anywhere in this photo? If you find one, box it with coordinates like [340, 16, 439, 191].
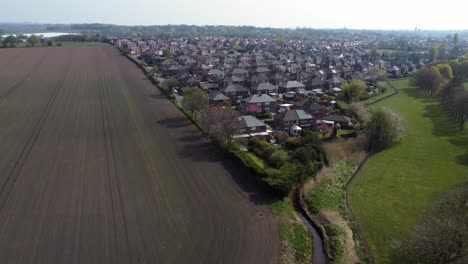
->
[271, 200, 313, 264]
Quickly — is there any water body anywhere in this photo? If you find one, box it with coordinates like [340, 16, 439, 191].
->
[292, 189, 329, 264]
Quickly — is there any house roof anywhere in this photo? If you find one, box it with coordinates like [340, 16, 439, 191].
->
[326, 76, 346, 84]
[232, 68, 249, 75]
[208, 69, 224, 75]
[208, 91, 229, 101]
[238, 115, 266, 128]
[277, 110, 313, 122]
[294, 99, 327, 112]
[279, 81, 305, 89]
[244, 94, 277, 104]
[322, 114, 352, 123]
[254, 82, 278, 91]
[222, 84, 249, 93]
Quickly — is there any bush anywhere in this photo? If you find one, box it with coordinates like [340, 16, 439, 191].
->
[285, 137, 302, 150]
[367, 108, 405, 151]
[269, 149, 289, 168]
[265, 163, 305, 196]
[359, 94, 370, 101]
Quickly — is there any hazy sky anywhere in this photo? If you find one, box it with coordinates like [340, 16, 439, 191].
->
[2, 0, 467, 30]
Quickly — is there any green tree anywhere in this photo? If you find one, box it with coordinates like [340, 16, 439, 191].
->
[412, 66, 443, 96]
[46, 40, 54, 47]
[162, 49, 173, 57]
[429, 46, 439, 61]
[454, 91, 468, 131]
[152, 65, 159, 74]
[366, 108, 405, 152]
[399, 184, 468, 264]
[2, 35, 19, 47]
[438, 45, 447, 61]
[165, 77, 179, 89]
[436, 64, 453, 80]
[451, 33, 460, 58]
[342, 80, 366, 103]
[27, 35, 41, 47]
[181, 87, 208, 119]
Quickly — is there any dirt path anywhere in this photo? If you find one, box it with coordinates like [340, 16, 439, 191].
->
[0, 46, 279, 264]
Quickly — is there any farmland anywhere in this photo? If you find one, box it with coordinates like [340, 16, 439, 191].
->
[348, 79, 468, 263]
[0, 46, 278, 263]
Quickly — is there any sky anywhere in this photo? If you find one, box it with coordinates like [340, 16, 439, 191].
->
[1, 0, 467, 30]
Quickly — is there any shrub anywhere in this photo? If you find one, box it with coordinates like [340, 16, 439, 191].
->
[269, 149, 289, 168]
[265, 163, 305, 196]
[367, 108, 405, 151]
[285, 137, 302, 150]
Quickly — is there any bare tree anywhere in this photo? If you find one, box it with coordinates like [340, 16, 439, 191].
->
[201, 105, 240, 146]
[348, 103, 371, 129]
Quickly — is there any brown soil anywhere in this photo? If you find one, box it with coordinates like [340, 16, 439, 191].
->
[0, 46, 279, 264]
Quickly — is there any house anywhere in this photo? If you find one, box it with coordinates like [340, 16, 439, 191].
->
[207, 69, 225, 79]
[232, 68, 249, 77]
[243, 94, 277, 114]
[326, 76, 346, 88]
[274, 109, 314, 135]
[233, 115, 271, 139]
[252, 83, 279, 94]
[279, 81, 306, 93]
[208, 91, 230, 104]
[322, 114, 354, 129]
[221, 84, 250, 100]
[294, 99, 328, 119]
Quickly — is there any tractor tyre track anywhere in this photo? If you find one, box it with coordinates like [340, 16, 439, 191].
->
[0, 53, 72, 214]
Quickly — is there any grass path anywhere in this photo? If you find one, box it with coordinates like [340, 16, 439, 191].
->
[348, 79, 468, 263]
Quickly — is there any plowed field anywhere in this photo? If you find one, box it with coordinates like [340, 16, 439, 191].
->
[0, 46, 278, 264]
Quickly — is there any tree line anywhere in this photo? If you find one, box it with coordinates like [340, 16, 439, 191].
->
[412, 54, 468, 130]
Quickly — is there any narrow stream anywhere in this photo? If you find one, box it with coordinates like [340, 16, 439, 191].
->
[292, 189, 329, 264]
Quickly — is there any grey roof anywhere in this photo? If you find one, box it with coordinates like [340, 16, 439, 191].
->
[322, 114, 351, 123]
[208, 69, 224, 75]
[222, 84, 249, 93]
[297, 110, 313, 120]
[256, 67, 270, 73]
[327, 76, 346, 84]
[232, 68, 249, 75]
[279, 81, 305, 89]
[239, 115, 266, 128]
[208, 91, 229, 101]
[277, 109, 313, 122]
[254, 82, 278, 92]
[244, 94, 277, 104]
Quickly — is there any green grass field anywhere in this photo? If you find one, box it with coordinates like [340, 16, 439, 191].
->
[464, 81, 468, 91]
[348, 79, 468, 263]
[58, 42, 106, 47]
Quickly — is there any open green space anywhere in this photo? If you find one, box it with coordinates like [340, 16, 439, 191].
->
[464, 81, 468, 91]
[57, 42, 106, 47]
[348, 79, 468, 263]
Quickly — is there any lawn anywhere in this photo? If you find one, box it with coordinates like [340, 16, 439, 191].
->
[464, 81, 468, 91]
[348, 79, 468, 263]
